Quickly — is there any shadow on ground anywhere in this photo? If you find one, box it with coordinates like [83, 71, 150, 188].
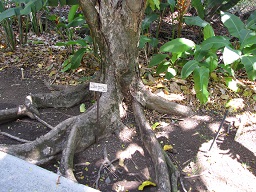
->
[155, 113, 256, 191]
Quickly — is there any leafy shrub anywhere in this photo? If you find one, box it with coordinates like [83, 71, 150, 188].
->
[149, 11, 256, 104]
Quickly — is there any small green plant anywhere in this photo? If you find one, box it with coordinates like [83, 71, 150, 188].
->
[0, 0, 46, 50]
[149, 11, 256, 104]
[54, 5, 94, 72]
[140, 0, 176, 59]
[192, 0, 242, 20]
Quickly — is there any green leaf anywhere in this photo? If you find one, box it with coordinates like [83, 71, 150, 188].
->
[200, 36, 230, 51]
[181, 60, 199, 79]
[241, 55, 256, 80]
[20, 0, 44, 15]
[80, 103, 86, 113]
[246, 10, 256, 29]
[225, 77, 239, 92]
[139, 35, 152, 49]
[142, 13, 158, 31]
[149, 54, 169, 67]
[71, 48, 87, 69]
[0, 7, 22, 23]
[223, 46, 241, 65]
[167, 0, 175, 12]
[191, 0, 205, 19]
[239, 29, 256, 48]
[185, 16, 209, 27]
[193, 67, 209, 104]
[204, 55, 218, 72]
[165, 67, 176, 79]
[68, 4, 79, 22]
[221, 11, 245, 38]
[67, 16, 85, 28]
[156, 62, 169, 74]
[147, 0, 160, 10]
[219, 64, 235, 76]
[160, 38, 195, 53]
[243, 44, 256, 55]
[203, 24, 215, 40]
[152, 122, 160, 130]
[138, 180, 157, 190]
[149, 37, 159, 48]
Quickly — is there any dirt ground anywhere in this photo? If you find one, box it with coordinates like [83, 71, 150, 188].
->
[0, 49, 256, 192]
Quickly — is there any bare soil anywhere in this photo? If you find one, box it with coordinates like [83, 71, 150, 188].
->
[0, 51, 256, 192]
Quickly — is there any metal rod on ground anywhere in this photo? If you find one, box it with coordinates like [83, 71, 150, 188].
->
[209, 109, 229, 151]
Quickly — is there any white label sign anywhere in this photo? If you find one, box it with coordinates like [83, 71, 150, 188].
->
[89, 82, 108, 92]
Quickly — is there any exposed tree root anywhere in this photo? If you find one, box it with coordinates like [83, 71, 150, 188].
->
[0, 78, 194, 191]
[27, 83, 91, 108]
[0, 105, 35, 123]
[133, 100, 172, 191]
[133, 81, 194, 117]
[59, 124, 79, 182]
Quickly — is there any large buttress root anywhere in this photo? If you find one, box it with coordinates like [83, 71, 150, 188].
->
[133, 101, 172, 191]
[133, 81, 194, 117]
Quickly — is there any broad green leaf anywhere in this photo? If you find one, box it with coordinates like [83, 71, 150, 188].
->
[185, 16, 209, 27]
[0, 7, 22, 23]
[160, 38, 195, 53]
[223, 46, 241, 65]
[71, 48, 87, 69]
[149, 37, 159, 48]
[246, 10, 256, 29]
[142, 13, 158, 31]
[181, 60, 199, 79]
[149, 54, 168, 67]
[156, 62, 169, 74]
[243, 44, 256, 55]
[20, 0, 44, 15]
[200, 36, 230, 51]
[67, 16, 85, 28]
[138, 180, 156, 190]
[239, 29, 256, 48]
[193, 67, 209, 104]
[191, 0, 204, 19]
[225, 77, 239, 92]
[241, 55, 256, 80]
[139, 35, 152, 49]
[68, 4, 79, 22]
[147, 0, 160, 10]
[56, 40, 87, 46]
[203, 24, 215, 40]
[221, 11, 245, 38]
[204, 55, 218, 72]
[165, 67, 176, 79]
[194, 45, 209, 61]
[170, 52, 182, 63]
[220, 64, 235, 76]
[167, 0, 175, 12]
[80, 103, 86, 113]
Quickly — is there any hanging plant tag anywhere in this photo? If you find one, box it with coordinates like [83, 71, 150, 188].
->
[89, 82, 107, 92]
